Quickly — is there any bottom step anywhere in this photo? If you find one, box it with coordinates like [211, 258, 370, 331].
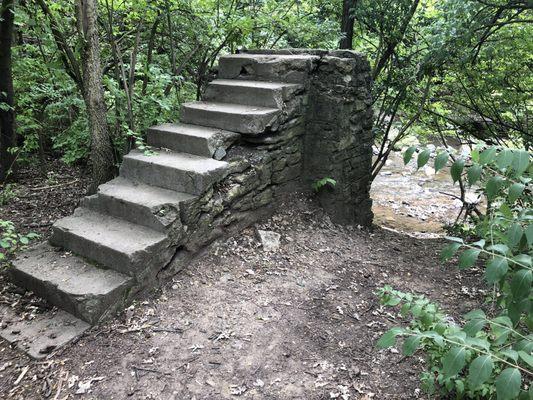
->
[10, 243, 133, 324]
[0, 305, 89, 359]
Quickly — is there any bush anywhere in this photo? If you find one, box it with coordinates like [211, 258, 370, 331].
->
[0, 220, 39, 265]
[377, 146, 532, 399]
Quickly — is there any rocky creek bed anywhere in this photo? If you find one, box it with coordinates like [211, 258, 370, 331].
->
[0, 158, 485, 399]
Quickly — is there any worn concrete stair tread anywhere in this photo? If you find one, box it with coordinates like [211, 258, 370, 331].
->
[210, 79, 300, 89]
[147, 123, 239, 158]
[204, 79, 303, 108]
[82, 177, 195, 232]
[220, 53, 317, 61]
[50, 207, 168, 275]
[0, 304, 90, 359]
[10, 243, 132, 324]
[180, 101, 280, 134]
[96, 177, 195, 208]
[121, 149, 228, 194]
[218, 53, 319, 83]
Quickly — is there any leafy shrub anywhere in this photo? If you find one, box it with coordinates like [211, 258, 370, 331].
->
[377, 287, 532, 399]
[0, 183, 18, 206]
[377, 146, 532, 399]
[0, 220, 39, 264]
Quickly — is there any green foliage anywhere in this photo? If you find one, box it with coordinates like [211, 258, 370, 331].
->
[7, 0, 531, 176]
[0, 183, 17, 205]
[377, 286, 532, 399]
[382, 145, 532, 398]
[0, 220, 39, 264]
[312, 177, 337, 192]
[10, 0, 341, 168]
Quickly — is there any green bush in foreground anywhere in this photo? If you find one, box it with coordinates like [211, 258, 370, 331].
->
[377, 146, 532, 399]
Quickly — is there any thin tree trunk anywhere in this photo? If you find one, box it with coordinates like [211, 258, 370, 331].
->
[339, 0, 356, 49]
[77, 0, 115, 193]
[141, 15, 160, 96]
[35, 0, 84, 92]
[0, 0, 16, 182]
[372, 0, 420, 80]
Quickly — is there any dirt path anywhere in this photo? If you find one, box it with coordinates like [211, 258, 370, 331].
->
[1, 183, 485, 399]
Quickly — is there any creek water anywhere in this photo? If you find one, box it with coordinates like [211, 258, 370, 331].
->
[371, 150, 479, 237]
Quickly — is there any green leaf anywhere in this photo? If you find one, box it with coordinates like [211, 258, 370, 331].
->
[507, 300, 525, 325]
[402, 335, 420, 356]
[495, 368, 521, 400]
[485, 257, 509, 284]
[403, 146, 417, 165]
[525, 225, 533, 247]
[510, 269, 532, 300]
[441, 242, 462, 261]
[486, 176, 503, 201]
[487, 244, 509, 255]
[467, 164, 482, 185]
[500, 203, 513, 219]
[19, 237, 29, 245]
[434, 151, 449, 172]
[479, 147, 497, 165]
[508, 183, 525, 203]
[468, 355, 493, 389]
[491, 316, 513, 345]
[445, 236, 464, 244]
[458, 248, 480, 269]
[465, 309, 486, 320]
[451, 159, 465, 183]
[472, 239, 485, 248]
[0, 240, 9, 249]
[518, 350, 533, 368]
[417, 149, 431, 169]
[377, 327, 403, 348]
[442, 346, 466, 378]
[513, 254, 532, 267]
[496, 149, 513, 169]
[507, 223, 524, 248]
[470, 149, 479, 163]
[463, 318, 486, 336]
[511, 150, 530, 175]
[500, 349, 519, 362]
[471, 149, 480, 163]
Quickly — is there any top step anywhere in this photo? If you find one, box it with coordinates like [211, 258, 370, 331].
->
[203, 79, 303, 109]
[218, 54, 319, 83]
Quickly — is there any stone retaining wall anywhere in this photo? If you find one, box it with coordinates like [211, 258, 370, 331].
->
[160, 49, 374, 278]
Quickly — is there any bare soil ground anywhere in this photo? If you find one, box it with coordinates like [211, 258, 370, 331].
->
[0, 160, 486, 399]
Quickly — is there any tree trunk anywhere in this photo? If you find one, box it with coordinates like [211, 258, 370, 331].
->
[0, 0, 16, 182]
[339, 0, 356, 49]
[77, 0, 115, 193]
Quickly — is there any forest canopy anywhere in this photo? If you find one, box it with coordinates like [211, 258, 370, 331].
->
[0, 0, 531, 185]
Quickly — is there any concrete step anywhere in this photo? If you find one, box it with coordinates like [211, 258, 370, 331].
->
[50, 208, 169, 276]
[147, 123, 239, 159]
[218, 53, 319, 83]
[10, 243, 133, 324]
[180, 101, 279, 135]
[203, 79, 303, 109]
[82, 177, 195, 233]
[120, 149, 228, 195]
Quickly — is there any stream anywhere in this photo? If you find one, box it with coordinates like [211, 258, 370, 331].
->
[371, 149, 479, 237]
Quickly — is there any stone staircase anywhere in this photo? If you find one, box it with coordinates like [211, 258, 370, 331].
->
[5, 51, 375, 357]
[10, 54, 306, 326]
